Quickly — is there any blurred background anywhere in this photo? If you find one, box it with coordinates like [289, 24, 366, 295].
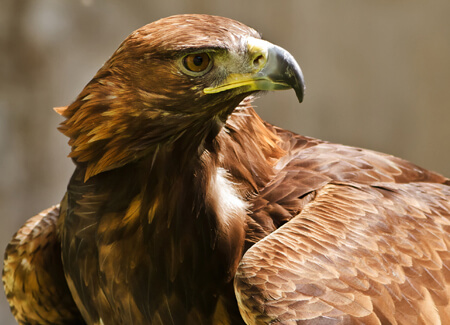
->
[1, 0, 449, 323]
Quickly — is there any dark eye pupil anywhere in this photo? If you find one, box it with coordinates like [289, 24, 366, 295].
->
[193, 55, 203, 66]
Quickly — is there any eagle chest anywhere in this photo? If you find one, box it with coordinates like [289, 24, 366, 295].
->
[61, 164, 247, 324]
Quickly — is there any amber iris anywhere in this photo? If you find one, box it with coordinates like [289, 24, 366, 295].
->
[183, 53, 211, 72]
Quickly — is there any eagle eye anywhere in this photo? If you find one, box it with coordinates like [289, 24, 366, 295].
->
[182, 53, 212, 75]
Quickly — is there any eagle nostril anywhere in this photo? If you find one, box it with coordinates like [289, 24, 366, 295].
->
[253, 54, 265, 70]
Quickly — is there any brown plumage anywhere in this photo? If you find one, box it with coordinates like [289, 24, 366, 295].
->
[3, 14, 450, 325]
[2, 206, 84, 324]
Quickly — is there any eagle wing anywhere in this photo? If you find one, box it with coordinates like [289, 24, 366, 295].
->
[235, 134, 450, 325]
[2, 205, 85, 325]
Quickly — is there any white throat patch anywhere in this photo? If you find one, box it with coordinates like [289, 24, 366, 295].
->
[207, 167, 248, 234]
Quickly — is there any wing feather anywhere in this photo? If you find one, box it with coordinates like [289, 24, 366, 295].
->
[2, 205, 85, 325]
[236, 182, 450, 324]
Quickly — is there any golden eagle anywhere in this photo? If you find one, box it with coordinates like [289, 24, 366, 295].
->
[3, 14, 450, 325]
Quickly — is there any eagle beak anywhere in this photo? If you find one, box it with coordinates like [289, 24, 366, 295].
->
[204, 37, 305, 103]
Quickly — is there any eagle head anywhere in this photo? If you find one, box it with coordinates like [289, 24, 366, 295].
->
[57, 14, 304, 181]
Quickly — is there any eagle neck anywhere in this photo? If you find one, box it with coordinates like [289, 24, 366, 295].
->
[134, 122, 247, 306]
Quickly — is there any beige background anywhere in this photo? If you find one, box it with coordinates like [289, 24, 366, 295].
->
[1, 0, 449, 323]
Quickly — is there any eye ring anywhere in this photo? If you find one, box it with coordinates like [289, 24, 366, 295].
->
[181, 53, 212, 75]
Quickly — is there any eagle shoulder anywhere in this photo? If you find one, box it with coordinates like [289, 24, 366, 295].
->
[2, 204, 85, 325]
